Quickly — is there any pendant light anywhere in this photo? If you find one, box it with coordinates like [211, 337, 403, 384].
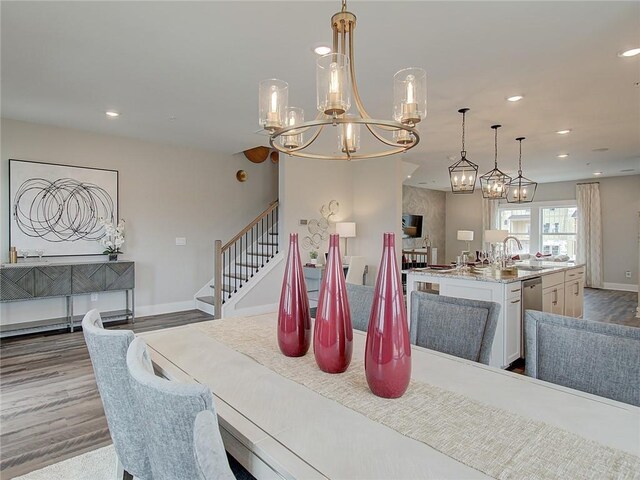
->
[448, 108, 478, 194]
[480, 124, 511, 200]
[506, 137, 537, 203]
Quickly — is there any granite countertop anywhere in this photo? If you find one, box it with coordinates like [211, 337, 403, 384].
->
[1, 258, 131, 268]
[408, 262, 585, 284]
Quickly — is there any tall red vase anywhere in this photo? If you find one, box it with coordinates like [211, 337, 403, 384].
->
[313, 234, 353, 373]
[278, 233, 311, 357]
[365, 232, 412, 398]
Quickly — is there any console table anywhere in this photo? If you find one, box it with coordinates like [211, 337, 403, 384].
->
[0, 260, 135, 338]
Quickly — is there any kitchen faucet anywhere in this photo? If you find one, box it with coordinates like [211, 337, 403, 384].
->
[503, 236, 523, 252]
[500, 236, 523, 268]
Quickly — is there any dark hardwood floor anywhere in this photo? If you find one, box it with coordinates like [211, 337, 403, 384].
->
[0, 309, 213, 479]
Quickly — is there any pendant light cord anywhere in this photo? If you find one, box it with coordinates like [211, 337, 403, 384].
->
[494, 127, 498, 168]
[518, 138, 523, 174]
[461, 111, 466, 152]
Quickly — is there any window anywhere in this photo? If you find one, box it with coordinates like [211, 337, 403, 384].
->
[497, 201, 577, 260]
[541, 207, 577, 259]
[498, 208, 531, 253]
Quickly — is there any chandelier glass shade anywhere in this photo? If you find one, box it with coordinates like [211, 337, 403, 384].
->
[480, 124, 512, 200]
[506, 137, 538, 203]
[259, 0, 426, 160]
[449, 108, 478, 194]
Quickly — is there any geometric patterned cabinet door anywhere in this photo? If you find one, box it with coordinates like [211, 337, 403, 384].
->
[72, 262, 134, 294]
[0, 266, 72, 301]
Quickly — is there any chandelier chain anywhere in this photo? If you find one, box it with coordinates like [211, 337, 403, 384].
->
[518, 138, 523, 173]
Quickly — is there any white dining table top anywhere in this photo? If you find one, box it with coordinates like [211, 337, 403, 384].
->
[140, 314, 640, 480]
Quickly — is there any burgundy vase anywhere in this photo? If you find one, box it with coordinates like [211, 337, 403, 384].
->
[365, 232, 412, 398]
[278, 234, 311, 357]
[313, 234, 353, 373]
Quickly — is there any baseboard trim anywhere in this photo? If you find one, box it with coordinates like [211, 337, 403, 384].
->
[231, 303, 278, 318]
[136, 300, 195, 318]
[602, 282, 638, 292]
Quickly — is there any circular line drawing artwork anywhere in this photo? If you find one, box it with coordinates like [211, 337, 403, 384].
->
[303, 200, 339, 250]
[13, 177, 116, 243]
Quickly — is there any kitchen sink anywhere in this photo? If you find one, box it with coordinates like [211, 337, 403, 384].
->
[516, 265, 546, 271]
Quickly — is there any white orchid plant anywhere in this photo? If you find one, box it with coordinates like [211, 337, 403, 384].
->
[98, 217, 125, 255]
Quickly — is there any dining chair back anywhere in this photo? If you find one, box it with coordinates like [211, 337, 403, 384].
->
[194, 410, 240, 480]
[346, 283, 375, 331]
[345, 256, 367, 285]
[82, 309, 151, 480]
[410, 291, 499, 364]
[126, 337, 234, 480]
[524, 310, 640, 406]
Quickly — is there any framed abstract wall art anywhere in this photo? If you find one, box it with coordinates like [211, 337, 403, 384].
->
[9, 159, 119, 256]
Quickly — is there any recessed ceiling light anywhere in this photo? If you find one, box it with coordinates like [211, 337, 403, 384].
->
[506, 95, 524, 102]
[557, 154, 569, 158]
[407, 175, 412, 179]
[593, 171, 603, 176]
[313, 45, 331, 55]
[105, 111, 120, 117]
[618, 48, 640, 58]
[556, 129, 571, 135]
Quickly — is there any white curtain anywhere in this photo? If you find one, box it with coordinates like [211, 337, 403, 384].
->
[576, 183, 603, 288]
[481, 198, 499, 245]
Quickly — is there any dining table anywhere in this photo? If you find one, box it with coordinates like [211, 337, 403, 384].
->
[140, 313, 640, 480]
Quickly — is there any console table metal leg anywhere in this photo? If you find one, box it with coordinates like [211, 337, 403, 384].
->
[131, 289, 135, 324]
[69, 296, 75, 332]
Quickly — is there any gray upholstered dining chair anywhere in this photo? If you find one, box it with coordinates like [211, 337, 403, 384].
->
[126, 337, 235, 480]
[409, 291, 499, 364]
[524, 310, 640, 406]
[346, 283, 375, 332]
[82, 309, 152, 480]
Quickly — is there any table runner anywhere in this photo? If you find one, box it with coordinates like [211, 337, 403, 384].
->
[195, 315, 640, 480]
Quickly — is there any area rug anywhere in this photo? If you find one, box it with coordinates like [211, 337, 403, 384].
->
[12, 445, 116, 480]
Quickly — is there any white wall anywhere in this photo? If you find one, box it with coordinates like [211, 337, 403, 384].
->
[445, 175, 640, 288]
[1, 118, 278, 323]
[278, 155, 403, 287]
[353, 158, 403, 285]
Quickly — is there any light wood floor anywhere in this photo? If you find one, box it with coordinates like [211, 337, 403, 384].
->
[0, 310, 213, 479]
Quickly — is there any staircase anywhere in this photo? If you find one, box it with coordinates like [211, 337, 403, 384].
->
[196, 201, 279, 318]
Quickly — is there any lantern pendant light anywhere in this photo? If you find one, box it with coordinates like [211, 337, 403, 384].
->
[448, 108, 478, 194]
[480, 124, 512, 200]
[506, 137, 537, 203]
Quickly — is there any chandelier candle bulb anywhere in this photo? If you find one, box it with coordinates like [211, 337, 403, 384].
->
[259, 79, 288, 131]
[317, 53, 350, 115]
[281, 107, 305, 149]
[394, 68, 426, 125]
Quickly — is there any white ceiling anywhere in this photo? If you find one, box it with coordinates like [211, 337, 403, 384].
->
[2, 1, 639, 189]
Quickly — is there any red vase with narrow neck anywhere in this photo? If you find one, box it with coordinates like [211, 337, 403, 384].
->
[278, 233, 311, 357]
[313, 234, 353, 373]
[365, 232, 411, 398]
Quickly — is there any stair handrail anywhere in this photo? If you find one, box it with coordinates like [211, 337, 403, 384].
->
[222, 200, 279, 251]
[214, 200, 279, 318]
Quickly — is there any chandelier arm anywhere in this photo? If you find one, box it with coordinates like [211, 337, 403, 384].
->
[347, 24, 372, 120]
[364, 123, 414, 148]
[274, 123, 326, 153]
[342, 133, 352, 160]
[270, 145, 410, 161]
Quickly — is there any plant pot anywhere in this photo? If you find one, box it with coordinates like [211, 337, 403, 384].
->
[108, 254, 118, 261]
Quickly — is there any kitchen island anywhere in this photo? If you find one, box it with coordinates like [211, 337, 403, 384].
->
[406, 262, 585, 369]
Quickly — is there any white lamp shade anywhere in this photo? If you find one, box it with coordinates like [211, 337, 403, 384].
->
[336, 222, 356, 238]
[457, 230, 474, 241]
[484, 229, 509, 243]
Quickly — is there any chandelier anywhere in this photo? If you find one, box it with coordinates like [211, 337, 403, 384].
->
[448, 108, 478, 194]
[258, 0, 426, 160]
[480, 124, 511, 200]
[506, 137, 538, 203]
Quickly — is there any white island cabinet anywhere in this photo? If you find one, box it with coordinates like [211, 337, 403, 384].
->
[406, 263, 585, 369]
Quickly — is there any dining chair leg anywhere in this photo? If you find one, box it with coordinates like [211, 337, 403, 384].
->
[116, 457, 134, 480]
